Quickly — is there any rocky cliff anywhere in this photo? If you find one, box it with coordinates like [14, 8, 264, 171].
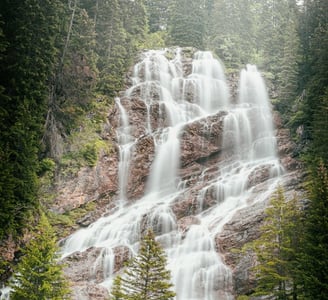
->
[52, 48, 304, 299]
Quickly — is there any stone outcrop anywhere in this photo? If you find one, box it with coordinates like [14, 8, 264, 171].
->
[63, 245, 131, 300]
[49, 48, 305, 299]
[70, 283, 109, 300]
[53, 152, 119, 213]
[63, 247, 105, 283]
[180, 112, 226, 167]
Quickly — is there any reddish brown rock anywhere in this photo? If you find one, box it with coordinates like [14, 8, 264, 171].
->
[126, 134, 155, 200]
[63, 247, 105, 283]
[177, 216, 201, 236]
[70, 283, 109, 300]
[180, 112, 227, 168]
[53, 153, 119, 213]
[246, 164, 273, 189]
[113, 245, 131, 273]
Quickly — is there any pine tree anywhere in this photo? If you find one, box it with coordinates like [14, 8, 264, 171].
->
[0, 0, 62, 239]
[10, 213, 70, 300]
[299, 161, 328, 299]
[246, 187, 302, 299]
[208, 0, 255, 68]
[296, 0, 328, 156]
[144, 0, 172, 33]
[168, 0, 205, 49]
[111, 229, 175, 300]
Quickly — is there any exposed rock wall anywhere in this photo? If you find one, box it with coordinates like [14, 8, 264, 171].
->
[49, 49, 304, 299]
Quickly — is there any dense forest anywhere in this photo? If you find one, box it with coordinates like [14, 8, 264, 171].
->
[0, 0, 327, 299]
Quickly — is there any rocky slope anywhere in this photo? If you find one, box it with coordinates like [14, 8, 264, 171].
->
[53, 49, 304, 299]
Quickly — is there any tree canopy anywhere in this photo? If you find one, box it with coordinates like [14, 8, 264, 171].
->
[10, 213, 70, 299]
[111, 229, 175, 300]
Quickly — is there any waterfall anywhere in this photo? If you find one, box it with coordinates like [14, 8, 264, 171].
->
[0, 286, 11, 300]
[60, 49, 283, 300]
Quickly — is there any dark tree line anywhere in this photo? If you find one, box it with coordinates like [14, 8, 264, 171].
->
[0, 0, 147, 240]
[0, 0, 63, 240]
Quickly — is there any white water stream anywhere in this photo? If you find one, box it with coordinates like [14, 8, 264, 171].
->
[60, 50, 282, 299]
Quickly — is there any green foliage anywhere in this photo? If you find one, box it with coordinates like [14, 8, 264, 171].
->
[38, 158, 56, 176]
[47, 201, 96, 238]
[168, 0, 205, 49]
[145, 0, 172, 33]
[142, 31, 167, 50]
[111, 229, 175, 300]
[0, 0, 63, 240]
[236, 296, 249, 300]
[10, 213, 70, 299]
[94, 0, 147, 96]
[244, 187, 303, 299]
[312, 88, 328, 164]
[295, 0, 328, 162]
[299, 161, 328, 299]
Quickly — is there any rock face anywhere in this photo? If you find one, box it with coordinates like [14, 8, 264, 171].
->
[53, 48, 304, 299]
[63, 246, 131, 300]
[53, 153, 119, 213]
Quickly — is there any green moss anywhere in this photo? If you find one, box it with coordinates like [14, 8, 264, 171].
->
[38, 158, 56, 175]
[47, 201, 96, 238]
[57, 94, 113, 176]
[237, 296, 250, 300]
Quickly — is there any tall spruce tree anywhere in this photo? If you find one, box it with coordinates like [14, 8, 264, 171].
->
[299, 161, 328, 299]
[0, 0, 62, 239]
[297, 0, 328, 162]
[145, 0, 172, 33]
[168, 0, 205, 49]
[10, 213, 70, 300]
[245, 187, 302, 299]
[111, 229, 175, 300]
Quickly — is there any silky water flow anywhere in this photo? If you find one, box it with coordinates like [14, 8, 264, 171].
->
[59, 49, 283, 300]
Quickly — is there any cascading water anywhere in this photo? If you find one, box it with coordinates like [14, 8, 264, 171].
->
[59, 49, 283, 300]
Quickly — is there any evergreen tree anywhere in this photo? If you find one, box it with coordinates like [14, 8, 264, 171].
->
[246, 187, 302, 299]
[208, 0, 255, 68]
[94, 0, 128, 96]
[274, 10, 301, 122]
[299, 161, 328, 299]
[10, 213, 70, 300]
[111, 229, 175, 300]
[296, 0, 328, 159]
[168, 0, 205, 49]
[0, 0, 62, 239]
[145, 0, 172, 33]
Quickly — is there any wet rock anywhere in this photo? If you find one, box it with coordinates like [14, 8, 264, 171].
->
[127, 134, 155, 200]
[215, 200, 267, 295]
[70, 283, 109, 300]
[63, 247, 105, 283]
[177, 216, 201, 237]
[246, 164, 273, 189]
[171, 191, 200, 219]
[180, 112, 227, 168]
[113, 245, 131, 273]
[215, 201, 266, 264]
[63, 245, 131, 299]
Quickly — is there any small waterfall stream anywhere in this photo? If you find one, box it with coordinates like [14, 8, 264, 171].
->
[60, 49, 283, 299]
